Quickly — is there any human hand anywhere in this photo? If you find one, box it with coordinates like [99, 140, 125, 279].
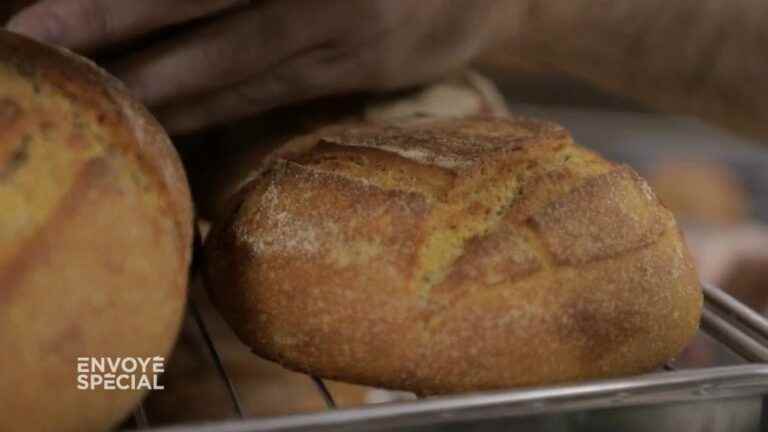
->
[7, 0, 507, 133]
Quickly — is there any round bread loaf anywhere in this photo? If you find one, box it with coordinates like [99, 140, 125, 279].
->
[205, 116, 702, 395]
[0, 31, 192, 430]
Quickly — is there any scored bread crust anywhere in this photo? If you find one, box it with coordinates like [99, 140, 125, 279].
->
[205, 117, 702, 395]
[189, 71, 509, 222]
[0, 31, 192, 431]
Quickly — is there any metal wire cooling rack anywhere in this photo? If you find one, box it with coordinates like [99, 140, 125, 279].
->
[121, 225, 768, 432]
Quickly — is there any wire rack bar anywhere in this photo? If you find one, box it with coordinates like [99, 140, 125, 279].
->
[191, 222, 245, 418]
[701, 308, 768, 362]
[132, 269, 768, 431]
[662, 363, 677, 371]
[310, 376, 337, 409]
[703, 282, 768, 341]
[189, 300, 246, 418]
[700, 283, 768, 362]
[132, 404, 150, 429]
[145, 365, 768, 432]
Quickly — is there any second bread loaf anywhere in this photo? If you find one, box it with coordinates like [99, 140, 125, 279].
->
[205, 117, 702, 395]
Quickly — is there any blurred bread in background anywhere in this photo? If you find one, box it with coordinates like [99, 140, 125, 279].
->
[686, 224, 768, 309]
[648, 159, 751, 225]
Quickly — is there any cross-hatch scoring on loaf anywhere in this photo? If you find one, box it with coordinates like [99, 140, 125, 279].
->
[208, 117, 701, 395]
[274, 119, 652, 305]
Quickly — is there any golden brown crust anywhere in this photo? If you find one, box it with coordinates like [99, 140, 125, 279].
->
[531, 169, 667, 265]
[206, 116, 701, 395]
[186, 71, 509, 222]
[143, 283, 380, 422]
[0, 31, 192, 431]
[0, 30, 193, 257]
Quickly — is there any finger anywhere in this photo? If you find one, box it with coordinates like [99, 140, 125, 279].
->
[154, 48, 365, 134]
[109, 0, 331, 107]
[6, 0, 248, 51]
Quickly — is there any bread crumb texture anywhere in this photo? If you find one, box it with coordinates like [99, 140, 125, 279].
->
[206, 117, 702, 395]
